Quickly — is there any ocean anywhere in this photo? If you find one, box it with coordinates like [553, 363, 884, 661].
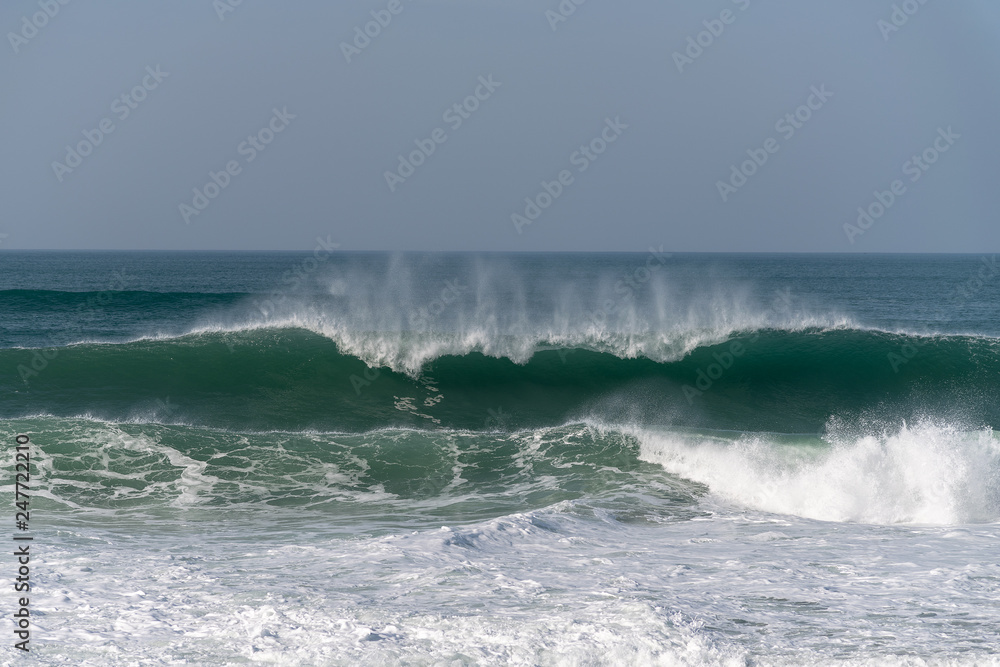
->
[1, 251, 998, 665]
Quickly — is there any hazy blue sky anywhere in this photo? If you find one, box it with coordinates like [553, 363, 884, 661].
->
[2, 1, 998, 252]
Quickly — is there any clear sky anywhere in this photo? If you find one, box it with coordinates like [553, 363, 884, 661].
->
[2, 1, 998, 252]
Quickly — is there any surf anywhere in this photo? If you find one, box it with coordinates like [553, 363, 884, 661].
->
[2, 326, 998, 433]
[5, 415, 997, 527]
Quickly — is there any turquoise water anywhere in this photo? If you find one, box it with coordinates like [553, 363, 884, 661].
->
[1, 252, 998, 664]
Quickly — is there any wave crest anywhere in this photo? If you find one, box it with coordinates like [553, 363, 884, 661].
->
[637, 421, 1000, 524]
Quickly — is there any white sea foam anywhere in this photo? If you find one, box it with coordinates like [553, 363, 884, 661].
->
[636, 421, 1000, 524]
[21, 495, 1000, 666]
[5, 416, 1000, 664]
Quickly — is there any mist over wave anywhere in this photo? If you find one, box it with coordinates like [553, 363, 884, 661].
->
[193, 252, 855, 374]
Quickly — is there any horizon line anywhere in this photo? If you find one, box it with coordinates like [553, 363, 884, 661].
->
[1, 249, 996, 255]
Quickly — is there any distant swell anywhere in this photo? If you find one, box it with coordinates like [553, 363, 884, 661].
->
[0, 288, 249, 309]
[2, 326, 997, 433]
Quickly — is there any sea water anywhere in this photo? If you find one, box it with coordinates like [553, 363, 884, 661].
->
[1, 252, 998, 665]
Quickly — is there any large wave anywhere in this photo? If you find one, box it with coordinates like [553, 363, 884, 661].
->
[1, 253, 855, 369]
[2, 325, 997, 432]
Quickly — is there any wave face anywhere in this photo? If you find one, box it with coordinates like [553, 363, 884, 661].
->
[0, 326, 997, 432]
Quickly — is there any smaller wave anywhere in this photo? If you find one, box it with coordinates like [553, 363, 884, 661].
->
[635, 421, 1000, 525]
[0, 418, 696, 526]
